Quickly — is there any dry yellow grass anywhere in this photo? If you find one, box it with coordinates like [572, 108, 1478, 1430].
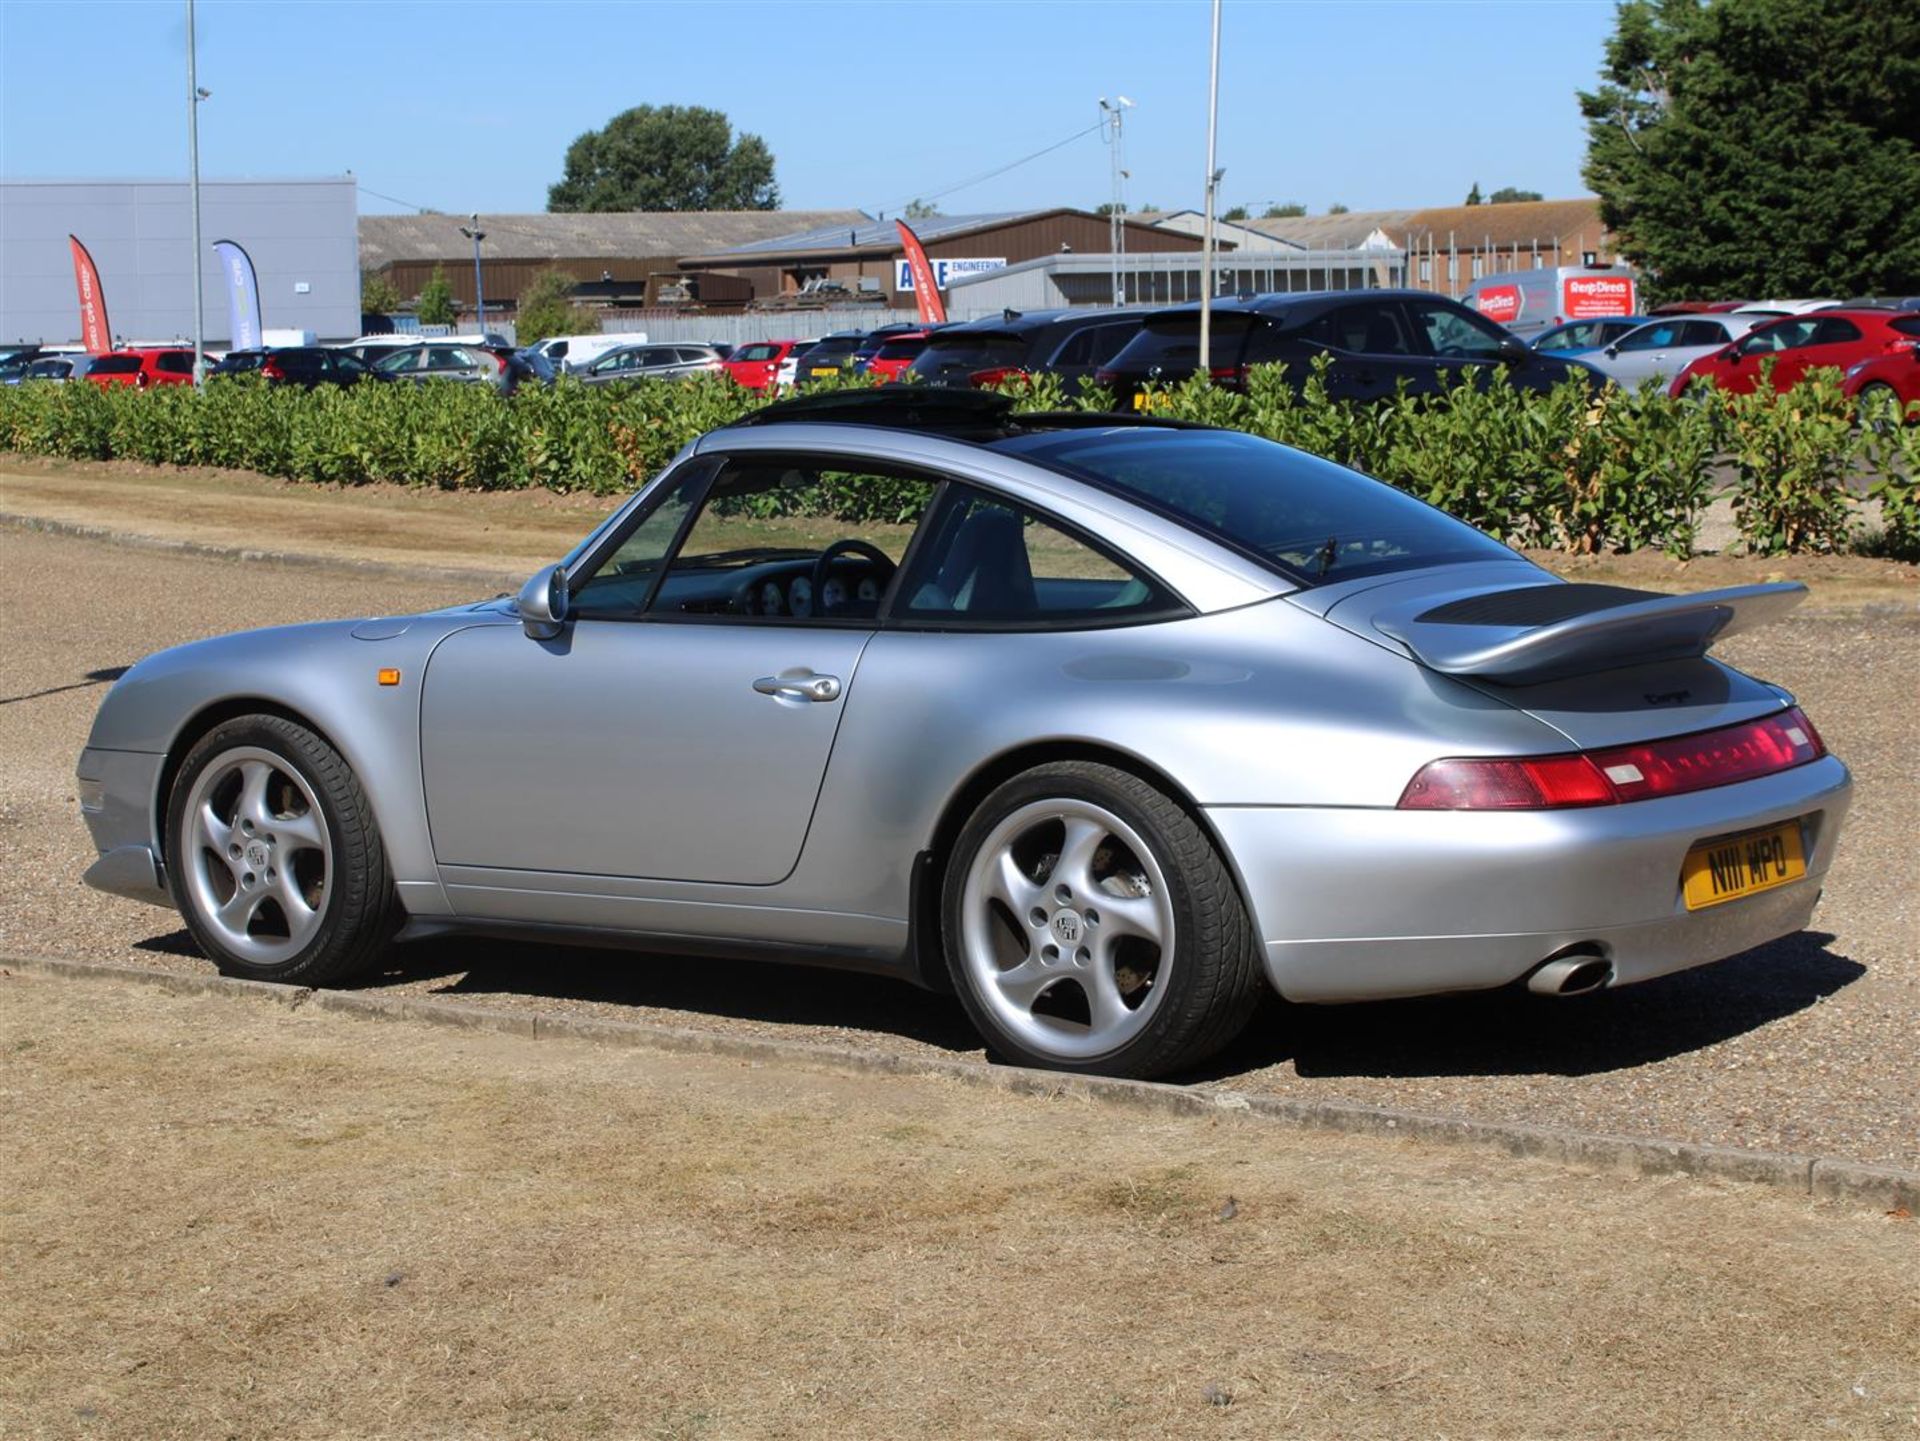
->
[1, 971, 1914, 1440]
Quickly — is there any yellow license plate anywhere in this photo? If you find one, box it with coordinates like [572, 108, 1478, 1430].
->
[1681, 822, 1805, 910]
[809, 367, 839, 377]
[1132, 390, 1171, 412]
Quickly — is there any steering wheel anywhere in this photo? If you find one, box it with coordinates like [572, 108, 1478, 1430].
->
[811, 539, 896, 617]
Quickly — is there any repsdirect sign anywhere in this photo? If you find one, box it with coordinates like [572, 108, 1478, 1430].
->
[1562, 275, 1635, 318]
[894, 257, 1007, 292]
[1475, 284, 1522, 324]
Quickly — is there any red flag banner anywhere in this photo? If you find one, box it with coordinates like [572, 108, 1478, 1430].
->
[68, 236, 113, 354]
[895, 221, 947, 326]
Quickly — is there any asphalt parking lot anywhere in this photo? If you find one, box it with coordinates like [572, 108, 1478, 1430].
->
[2, 524, 1915, 1169]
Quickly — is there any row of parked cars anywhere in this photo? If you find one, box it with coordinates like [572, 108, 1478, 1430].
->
[8, 290, 1915, 418]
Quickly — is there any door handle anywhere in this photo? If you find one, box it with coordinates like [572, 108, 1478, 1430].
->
[753, 671, 842, 703]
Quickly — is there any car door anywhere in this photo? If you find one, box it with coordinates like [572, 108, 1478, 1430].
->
[1400, 298, 1522, 392]
[1600, 319, 1689, 385]
[419, 452, 943, 886]
[1273, 302, 1423, 401]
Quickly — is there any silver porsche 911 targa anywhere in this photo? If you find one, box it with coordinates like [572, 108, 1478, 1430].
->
[78, 389, 1851, 1078]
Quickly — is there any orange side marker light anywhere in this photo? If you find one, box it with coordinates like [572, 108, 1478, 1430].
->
[377, 668, 402, 687]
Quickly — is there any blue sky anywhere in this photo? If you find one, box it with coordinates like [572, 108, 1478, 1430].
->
[1, 0, 1618, 218]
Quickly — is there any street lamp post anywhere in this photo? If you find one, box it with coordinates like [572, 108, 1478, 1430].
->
[1099, 96, 1134, 307]
[459, 216, 487, 339]
[1198, 0, 1222, 372]
[186, 0, 207, 387]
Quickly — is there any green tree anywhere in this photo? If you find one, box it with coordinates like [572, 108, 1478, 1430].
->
[1261, 202, 1306, 218]
[1326, 203, 1350, 214]
[416, 265, 456, 327]
[1221, 205, 1250, 222]
[1465, 182, 1484, 205]
[548, 105, 779, 212]
[1488, 186, 1544, 204]
[1093, 201, 1129, 216]
[515, 269, 601, 345]
[360, 271, 402, 315]
[1581, 0, 1920, 298]
[904, 198, 942, 219]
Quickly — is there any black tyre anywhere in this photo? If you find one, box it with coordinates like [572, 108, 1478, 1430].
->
[942, 760, 1265, 1079]
[166, 714, 398, 985]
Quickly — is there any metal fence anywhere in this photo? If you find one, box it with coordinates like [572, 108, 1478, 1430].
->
[596, 307, 925, 344]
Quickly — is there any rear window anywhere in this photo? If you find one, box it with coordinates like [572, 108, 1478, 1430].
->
[217, 352, 267, 371]
[911, 334, 1028, 373]
[874, 337, 929, 362]
[1108, 313, 1252, 374]
[1892, 316, 1920, 337]
[154, 352, 195, 374]
[997, 428, 1515, 585]
[90, 354, 140, 374]
[732, 343, 780, 362]
[806, 336, 861, 359]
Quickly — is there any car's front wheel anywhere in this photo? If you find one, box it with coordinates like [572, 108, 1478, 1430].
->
[942, 761, 1265, 1079]
[166, 715, 397, 985]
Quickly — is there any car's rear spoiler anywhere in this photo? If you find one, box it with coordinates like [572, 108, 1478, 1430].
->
[1372, 581, 1807, 684]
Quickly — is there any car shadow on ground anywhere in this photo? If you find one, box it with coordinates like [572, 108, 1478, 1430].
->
[132, 928, 1864, 1083]
[1195, 931, 1864, 1082]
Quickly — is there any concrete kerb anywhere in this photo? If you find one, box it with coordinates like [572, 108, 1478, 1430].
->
[7, 951, 1916, 1214]
[0, 511, 524, 593]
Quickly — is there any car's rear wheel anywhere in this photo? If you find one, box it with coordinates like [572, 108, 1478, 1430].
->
[942, 761, 1265, 1079]
[166, 715, 397, 985]
[1857, 381, 1909, 431]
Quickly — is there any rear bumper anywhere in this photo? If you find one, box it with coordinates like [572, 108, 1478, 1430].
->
[1205, 755, 1851, 1003]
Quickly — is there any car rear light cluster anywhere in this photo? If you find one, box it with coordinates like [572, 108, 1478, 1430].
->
[1398, 708, 1825, 810]
[968, 367, 1030, 388]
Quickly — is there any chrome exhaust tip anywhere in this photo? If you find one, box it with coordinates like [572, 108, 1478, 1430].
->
[1527, 951, 1615, 997]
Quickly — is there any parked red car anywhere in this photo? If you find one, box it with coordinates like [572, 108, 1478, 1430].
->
[864, 330, 931, 382]
[85, 348, 197, 388]
[1669, 309, 1920, 398]
[1843, 347, 1920, 424]
[722, 338, 808, 393]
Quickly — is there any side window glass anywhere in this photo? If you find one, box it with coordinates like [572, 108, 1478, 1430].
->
[1408, 303, 1505, 359]
[1812, 318, 1860, 345]
[568, 469, 708, 619]
[1619, 323, 1678, 352]
[897, 487, 1179, 628]
[647, 459, 939, 623]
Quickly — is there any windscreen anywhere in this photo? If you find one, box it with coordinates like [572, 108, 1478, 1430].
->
[910, 333, 1029, 378]
[1000, 428, 1516, 584]
[1105, 313, 1253, 374]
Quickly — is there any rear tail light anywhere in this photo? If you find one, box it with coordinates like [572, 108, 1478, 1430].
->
[1209, 365, 1246, 383]
[494, 353, 508, 373]
[1093, 368, 1118, 385]
[261, 359, 285, 380]
[1398, 708, 1825, 810]
[968, 367, 1030, 388]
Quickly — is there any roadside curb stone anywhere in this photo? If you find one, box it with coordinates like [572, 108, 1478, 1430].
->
[0, 510, 522, 592]
[9, 951, 1916, 1214]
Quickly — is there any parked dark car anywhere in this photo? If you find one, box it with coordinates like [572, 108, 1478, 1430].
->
[338, 340, 428, 368]
[908, 308, 1148, 389]
[849, 322, 927, 373]
[1096, 291, 1597, 407]
[792, 330, 868, 387]
[211, 347, 376, 388]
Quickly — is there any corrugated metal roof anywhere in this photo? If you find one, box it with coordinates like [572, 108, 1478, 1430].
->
[1240, 209, 1420, 249]
[696, 211, 1044, 259]
[359, 209, 869, 270]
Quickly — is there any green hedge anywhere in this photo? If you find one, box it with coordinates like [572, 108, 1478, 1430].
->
[1, 363, 1913, 558]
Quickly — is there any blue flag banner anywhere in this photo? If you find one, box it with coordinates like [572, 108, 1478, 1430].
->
[212, 239, 262, 350]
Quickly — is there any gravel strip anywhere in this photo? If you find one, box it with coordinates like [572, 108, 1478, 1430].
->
[3, 525, 1914, 1168]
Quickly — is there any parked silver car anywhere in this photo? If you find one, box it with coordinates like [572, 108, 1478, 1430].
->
[76, 390, 1850, 1079]
[1584, 314, 1763, 388]
[579, 343, 726, 385]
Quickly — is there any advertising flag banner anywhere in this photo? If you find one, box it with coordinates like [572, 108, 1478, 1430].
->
[68, 236, 113, 354]
[213, 239, 264, 351]
[894, 221, 948, 326]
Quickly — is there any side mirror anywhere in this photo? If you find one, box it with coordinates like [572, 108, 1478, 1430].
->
[516, 563, 570, 640]
[1498, 337, 1530, 364]
[1604, 344, 1620, 359]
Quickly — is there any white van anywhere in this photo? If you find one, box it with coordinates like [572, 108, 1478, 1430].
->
[526, 334, 639, 372]
[1465, 266, 1638, 338]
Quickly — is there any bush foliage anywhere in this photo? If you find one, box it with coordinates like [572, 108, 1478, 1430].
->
[1, 361, 1909, 556]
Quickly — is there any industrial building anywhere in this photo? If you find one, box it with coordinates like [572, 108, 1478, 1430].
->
[0, 177, 358, 345]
